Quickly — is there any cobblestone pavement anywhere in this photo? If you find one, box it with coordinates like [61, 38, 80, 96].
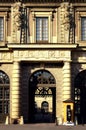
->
[0, 123, 86, 130]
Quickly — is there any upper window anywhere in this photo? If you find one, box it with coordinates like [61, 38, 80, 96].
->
[36, 17, 48, 43]
[81, 17, 86, 41]
[0, 17, 4, 41]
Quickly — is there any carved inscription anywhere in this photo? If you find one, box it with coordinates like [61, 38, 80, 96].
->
[0, 52, 13, 61]
[14, 50, 70, 61]
[48, 51, 55, 58]
[0, 50, 70, 62]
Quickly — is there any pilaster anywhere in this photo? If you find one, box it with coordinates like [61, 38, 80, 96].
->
[59, 2, 74, 43]
[63, 61, 71, 100]
[11, 2, 26, 43]
[11, 61, 21, 123]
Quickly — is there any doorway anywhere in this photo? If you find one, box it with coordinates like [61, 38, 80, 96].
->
[74, 70, 86, 124]
[29, 70, 56, 123]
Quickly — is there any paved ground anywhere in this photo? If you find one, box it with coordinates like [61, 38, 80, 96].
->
[0, 123, 86, 130]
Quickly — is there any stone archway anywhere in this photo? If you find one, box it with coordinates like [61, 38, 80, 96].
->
[29, 69, 56, 123]
[74, 70, 86, 124]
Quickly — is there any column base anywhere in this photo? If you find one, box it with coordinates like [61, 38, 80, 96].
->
[56, 116, 63, 125]
[5, 116, 9, 125]
[10, 116, 24, 124]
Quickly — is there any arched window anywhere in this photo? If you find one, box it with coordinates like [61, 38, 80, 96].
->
[0, 71, 10, 114]
[30, 69, 56, 87]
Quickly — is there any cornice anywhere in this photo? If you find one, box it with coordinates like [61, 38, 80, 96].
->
[7, 43, 77, 49]
[0, 0, 86, 4]
[0, 1, 86, 8]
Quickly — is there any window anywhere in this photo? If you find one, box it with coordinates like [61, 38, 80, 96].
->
[81, 17, 86, 41]
[0, 17, 4, 41]
[36, 17, 48, 43]
[0, 71, 10, 114]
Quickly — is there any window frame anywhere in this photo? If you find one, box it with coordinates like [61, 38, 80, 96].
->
[36, 17, 49, 43]
[0, 12, 7, 45]
[77, 10, 86, 44]
[32, 11, 53, 43]
[81, 17, 86, 41]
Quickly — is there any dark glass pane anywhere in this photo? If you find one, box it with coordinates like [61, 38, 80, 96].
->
[81, 17, 86, 41]
[0, 101, 2, 113]
[36, 17, 48, 42]
[0, 17, 4, 41]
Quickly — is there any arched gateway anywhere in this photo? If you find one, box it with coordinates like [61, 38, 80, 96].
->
[29, 70, 56, 123]
[74, 70, 86, 124]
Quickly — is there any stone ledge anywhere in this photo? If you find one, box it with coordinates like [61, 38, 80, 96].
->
[7, 43, 77, 49]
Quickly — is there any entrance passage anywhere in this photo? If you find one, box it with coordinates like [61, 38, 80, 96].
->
[29, 70, 56, 123]
[74, 70, 86, 124]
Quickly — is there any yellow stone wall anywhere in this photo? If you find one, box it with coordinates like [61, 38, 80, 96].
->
[0, 0, 86, 124]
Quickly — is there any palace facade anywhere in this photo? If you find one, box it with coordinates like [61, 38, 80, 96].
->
[0, 0, 86, 125]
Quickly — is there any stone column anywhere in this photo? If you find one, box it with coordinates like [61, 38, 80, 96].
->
[63, 61, 71, 100]
[11, 61, 21, 123]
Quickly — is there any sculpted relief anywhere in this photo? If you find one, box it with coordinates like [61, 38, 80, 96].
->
[0, 48, 72, 62]
[14, 50, 71, 61]
[0, 52, 13, 62]
[12, 2, 26, 43]
[13, 2, 22, 30]
[0, 50, 71, 62]
[61, 3, 74, 43]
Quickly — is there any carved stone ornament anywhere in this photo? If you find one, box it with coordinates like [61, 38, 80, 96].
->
[13, 50, 70, 61]
[63, 3, 74, 31]
[0, 52, 13, 61]
[14, 12, 21, 30]
[13, 2, 22, 30]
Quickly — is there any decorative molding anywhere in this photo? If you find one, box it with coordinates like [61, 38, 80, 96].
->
[32, 11, 35, 21]
[7, 43, 77, 49]
[30, 8, 55, 12]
